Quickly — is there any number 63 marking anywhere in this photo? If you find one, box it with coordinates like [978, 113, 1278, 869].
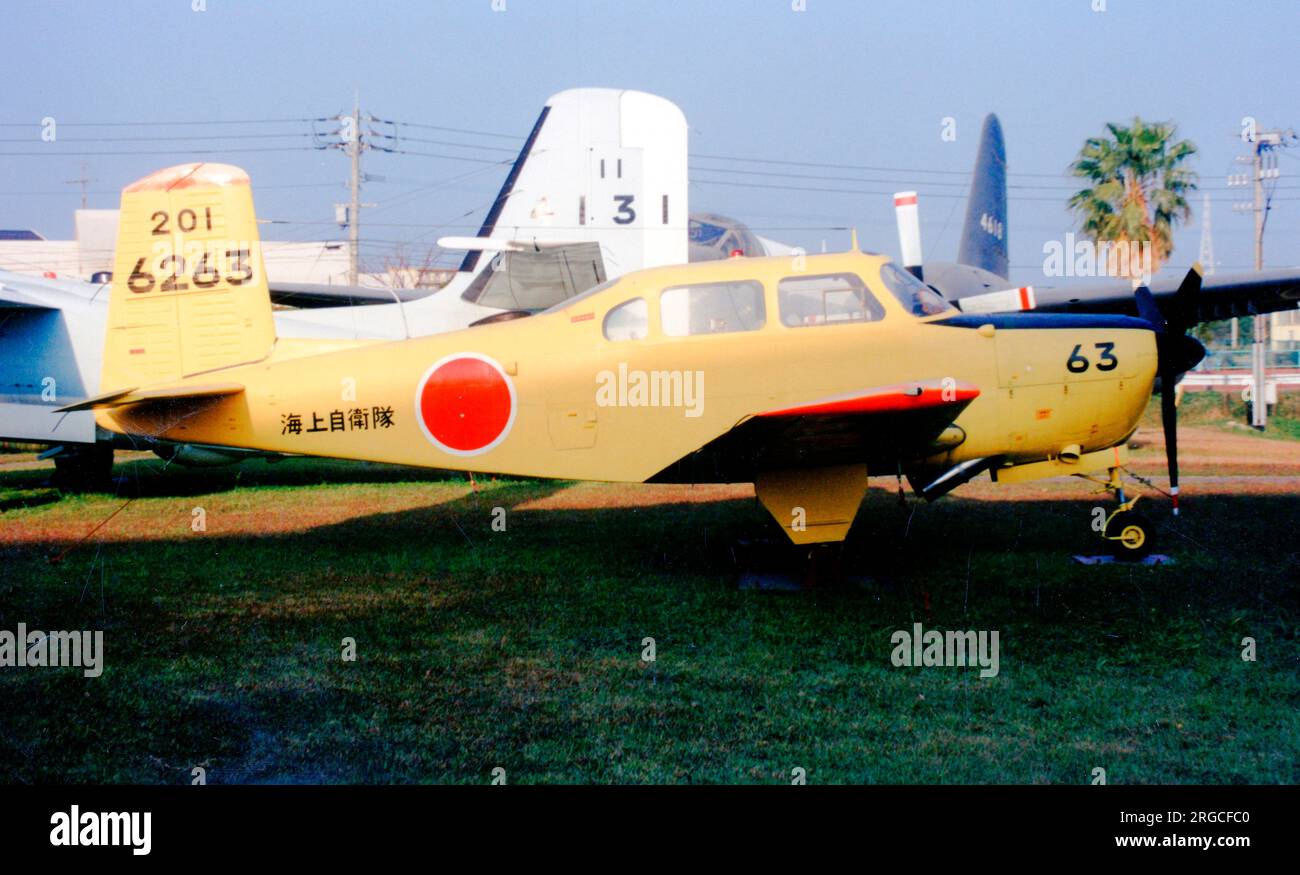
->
[1067, 341, 1117, 373]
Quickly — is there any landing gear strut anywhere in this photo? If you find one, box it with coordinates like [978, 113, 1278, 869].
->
[1086, 466, 1155, 560]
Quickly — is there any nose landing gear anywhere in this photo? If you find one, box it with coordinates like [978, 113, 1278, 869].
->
[1087, 466, 1156, 560]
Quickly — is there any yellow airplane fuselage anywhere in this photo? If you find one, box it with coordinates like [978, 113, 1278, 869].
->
[86, 165, 1158, 545]
[99, 252, 1156, 484]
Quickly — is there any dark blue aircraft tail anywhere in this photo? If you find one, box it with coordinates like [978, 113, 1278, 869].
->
[956, 114, 1009, 280]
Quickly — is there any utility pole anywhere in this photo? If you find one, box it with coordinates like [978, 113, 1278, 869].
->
[64, 161, 92, 209]
[348, 92, 362, 285]
[334, 91, 377, 286]
[1230, 123, 1295, 430]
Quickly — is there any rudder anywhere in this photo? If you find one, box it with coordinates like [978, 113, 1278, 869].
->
[956, 114, 1009, 280]
[101, 163, 274, 393]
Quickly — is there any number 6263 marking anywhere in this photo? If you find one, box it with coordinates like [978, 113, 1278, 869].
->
[127, 249, 252, 294]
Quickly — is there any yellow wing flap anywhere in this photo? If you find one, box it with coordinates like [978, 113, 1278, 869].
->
[55, 382, 244, 412]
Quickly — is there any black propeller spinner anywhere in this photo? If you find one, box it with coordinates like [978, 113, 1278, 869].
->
[1133, 264, 1207, 516]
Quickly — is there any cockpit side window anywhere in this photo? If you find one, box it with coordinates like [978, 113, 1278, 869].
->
[778, 272, 885, 327]
[660, 280, 765, 336]
[603, 297, 648, 341]
[878, 262, 954, 317]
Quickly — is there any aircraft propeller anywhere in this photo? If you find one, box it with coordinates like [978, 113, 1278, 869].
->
[1133, 264, 1206, 515]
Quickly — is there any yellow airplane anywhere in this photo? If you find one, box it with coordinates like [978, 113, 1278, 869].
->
[65, 163, 1206, 560]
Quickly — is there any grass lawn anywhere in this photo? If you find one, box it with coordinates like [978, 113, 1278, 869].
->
[0, 416, 1296, 784]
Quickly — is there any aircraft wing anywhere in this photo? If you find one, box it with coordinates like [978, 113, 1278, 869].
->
[266, 281, 438, 309]
[0, 273, 68, 309]
[744, 379, 980, 465]
[0, 287, 53, 309]
[657, 379, 980, 481]
[956, 267, 1300, 324]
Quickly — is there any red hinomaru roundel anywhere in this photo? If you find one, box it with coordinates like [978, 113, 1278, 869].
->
[414, 353, 517, 456]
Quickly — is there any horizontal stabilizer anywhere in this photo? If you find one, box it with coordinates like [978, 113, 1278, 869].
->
[267, 281, 435, 307]
[55, 382, 244, 412]
[0, 284, 55, 309]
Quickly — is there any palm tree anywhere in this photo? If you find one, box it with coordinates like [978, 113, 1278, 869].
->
[1068, 118, 1197, 278]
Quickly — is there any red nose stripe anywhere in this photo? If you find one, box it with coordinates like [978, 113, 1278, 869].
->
[759, 382, 980, 418]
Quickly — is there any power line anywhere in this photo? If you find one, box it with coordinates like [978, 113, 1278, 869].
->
[372, 132, 519, 153]
[0, 182, 342, 195]
[0, 132, 314, 143]
[689, 160, 1297, 192]
[377, 147, 512, 164]
[688, 151, 1070, 178]
[388, 120, 525, 140]
[690, 175, 1300, 203]
[0, 117, 318, 128]
[0, 146, 324, 157]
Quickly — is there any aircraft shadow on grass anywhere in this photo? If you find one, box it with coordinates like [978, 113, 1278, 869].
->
[1, 455, 500, 500]
[6, 475, 1296, 616]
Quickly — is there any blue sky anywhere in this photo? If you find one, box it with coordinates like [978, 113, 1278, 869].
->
[2, 0, 1298, 283]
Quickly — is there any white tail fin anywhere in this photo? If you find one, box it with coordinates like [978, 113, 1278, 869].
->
[101, 163, 274, 393]
[457, 88, 688, 280]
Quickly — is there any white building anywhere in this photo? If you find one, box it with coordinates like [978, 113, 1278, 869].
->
[0, 210, 352, 285]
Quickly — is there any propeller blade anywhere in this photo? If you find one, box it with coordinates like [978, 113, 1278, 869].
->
[1160, 372, 1181, 515]
[1134, 286, 1164, 332]
[1170, 262, 1204, 331]
[1175, 333, 1207, 374]
[1136, 264, 1203, 517]
[893, 192, 924, 280]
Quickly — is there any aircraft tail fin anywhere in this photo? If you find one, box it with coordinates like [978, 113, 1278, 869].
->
[456, 88, 688, 281]
[100, 163, 276, 395]
[956, 114, 1009, 280]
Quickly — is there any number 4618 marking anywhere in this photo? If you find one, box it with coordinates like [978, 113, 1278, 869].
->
[1067, 341, 1117, 373]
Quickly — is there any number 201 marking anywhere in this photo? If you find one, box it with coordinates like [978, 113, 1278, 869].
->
[1067, 341, 1118, 373]
[151, 208, 213, 235]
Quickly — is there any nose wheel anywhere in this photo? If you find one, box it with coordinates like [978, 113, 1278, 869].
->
[1103, 508, 1155, 560]
[1085, 466, 1156, 560]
